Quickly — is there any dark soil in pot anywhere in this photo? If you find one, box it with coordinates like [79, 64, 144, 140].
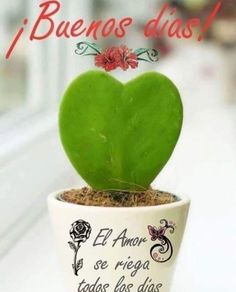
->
[59, 187, 178, 207]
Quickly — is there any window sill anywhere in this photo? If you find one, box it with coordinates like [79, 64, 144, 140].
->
[0, 107, 57, 167]
[0, 214, 65, 292]
[0, 109, 83, 257]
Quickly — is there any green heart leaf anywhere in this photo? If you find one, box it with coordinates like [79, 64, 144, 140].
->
[59, 71, 183, 191]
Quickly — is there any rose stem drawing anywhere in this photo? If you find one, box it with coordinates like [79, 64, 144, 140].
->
[68, 220, 92, 276]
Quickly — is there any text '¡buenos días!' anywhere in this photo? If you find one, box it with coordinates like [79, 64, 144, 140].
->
[5, 0, 222, 59]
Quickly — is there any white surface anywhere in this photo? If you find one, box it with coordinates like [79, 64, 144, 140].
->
[0, 43, 236, 291]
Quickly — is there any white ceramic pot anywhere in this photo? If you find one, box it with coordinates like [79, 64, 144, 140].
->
[48, 190, 190, 292]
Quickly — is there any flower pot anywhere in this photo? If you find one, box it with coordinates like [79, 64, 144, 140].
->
[48, 190, 190, 292]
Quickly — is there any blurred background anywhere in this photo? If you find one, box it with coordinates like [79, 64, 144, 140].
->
[0, 0, 235, 291]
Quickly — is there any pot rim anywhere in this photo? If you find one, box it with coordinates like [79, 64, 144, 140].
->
[48, 188, 190, 212]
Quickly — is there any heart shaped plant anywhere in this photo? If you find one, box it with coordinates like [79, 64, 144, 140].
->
[59, 71, 183, 191]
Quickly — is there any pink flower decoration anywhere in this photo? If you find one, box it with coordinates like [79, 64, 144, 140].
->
[115, 45, 138, 71]
[95, 47, 118, 72]
[95, 45, 138, 72]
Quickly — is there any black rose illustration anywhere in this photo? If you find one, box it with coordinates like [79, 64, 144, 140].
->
[70, 220, 91, 243]
[68, 219, 92, 276]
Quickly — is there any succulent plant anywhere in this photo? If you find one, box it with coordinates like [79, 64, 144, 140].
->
[59, 71, 183, 191]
